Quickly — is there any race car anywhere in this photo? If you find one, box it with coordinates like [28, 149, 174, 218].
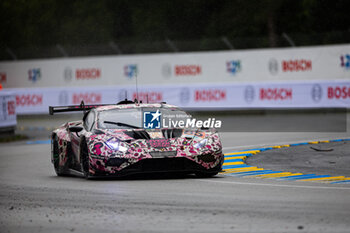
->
[49, 100, 224, 179]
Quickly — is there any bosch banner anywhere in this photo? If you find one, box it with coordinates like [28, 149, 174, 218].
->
[0, 44, 349, 89]
[7, 80, 350, 114]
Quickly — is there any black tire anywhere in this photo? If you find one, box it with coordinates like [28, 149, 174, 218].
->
[52, 135, 69, 176]
[195, 171, 218, 178]
[80, 139, 92, 179]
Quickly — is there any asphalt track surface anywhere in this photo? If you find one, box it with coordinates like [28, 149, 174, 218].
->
[247, 140, 350, 177]
[1, 113, 350, 233]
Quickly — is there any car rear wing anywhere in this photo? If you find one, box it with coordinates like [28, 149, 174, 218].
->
[49, 101, 110, 115]
[49, 99, 147, 115]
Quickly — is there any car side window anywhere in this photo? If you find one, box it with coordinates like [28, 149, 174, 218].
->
[84, 111, 95, 131]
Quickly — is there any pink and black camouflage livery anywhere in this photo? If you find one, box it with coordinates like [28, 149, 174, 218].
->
[50, 101, 224, 178]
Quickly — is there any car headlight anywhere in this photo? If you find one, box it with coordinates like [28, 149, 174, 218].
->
[106, 139, 128, 152]
[194, 138, 208, 149]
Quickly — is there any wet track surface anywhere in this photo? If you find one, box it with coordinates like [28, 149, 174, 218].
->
[247, 140, 350, 177]
[1, 113, 350, 233]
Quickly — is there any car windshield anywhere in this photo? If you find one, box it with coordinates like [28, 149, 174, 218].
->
[97, 107, 191, 129]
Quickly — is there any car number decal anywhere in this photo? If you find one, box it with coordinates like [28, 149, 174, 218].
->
[147, 139, 170, 148]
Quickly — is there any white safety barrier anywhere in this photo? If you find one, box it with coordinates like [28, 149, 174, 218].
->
[0, 91, 17, 127]
[8, 80, 350, 114]
[1, 44, 349, 114]
[0, 44, 349, 89]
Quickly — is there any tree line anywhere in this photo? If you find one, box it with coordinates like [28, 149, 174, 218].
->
[1, 0, 349, 50]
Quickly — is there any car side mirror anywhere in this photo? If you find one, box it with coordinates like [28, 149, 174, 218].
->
[69, 126, 84, 133]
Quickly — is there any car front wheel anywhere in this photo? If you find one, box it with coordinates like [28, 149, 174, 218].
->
[80, 139, 92, 179]
[52, 135, 69, 176]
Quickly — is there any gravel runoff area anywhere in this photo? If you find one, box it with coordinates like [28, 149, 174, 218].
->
[246, 140, 350, 177]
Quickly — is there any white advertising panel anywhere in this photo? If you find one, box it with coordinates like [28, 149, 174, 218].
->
[0, 44, 349, 89]
[7, 80, 350, 114]
[0, 91, 17, 127]
[1, 44, 349, 113]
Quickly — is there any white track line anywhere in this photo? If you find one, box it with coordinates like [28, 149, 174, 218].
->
[197, 179, 350, 190]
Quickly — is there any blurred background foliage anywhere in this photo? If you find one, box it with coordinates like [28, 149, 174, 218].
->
[0, 0, 349, 60]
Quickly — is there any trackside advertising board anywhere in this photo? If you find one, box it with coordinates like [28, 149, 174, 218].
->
[0, 91, 16, 126]
[8, 81, 350, 114]
[0, 44, 349, 114]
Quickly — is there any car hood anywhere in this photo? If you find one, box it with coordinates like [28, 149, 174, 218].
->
[93, 128, 211, 142]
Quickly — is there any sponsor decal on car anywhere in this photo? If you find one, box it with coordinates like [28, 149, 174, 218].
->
[147, 139, 170, 148]
[93, 142, 104, 156]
